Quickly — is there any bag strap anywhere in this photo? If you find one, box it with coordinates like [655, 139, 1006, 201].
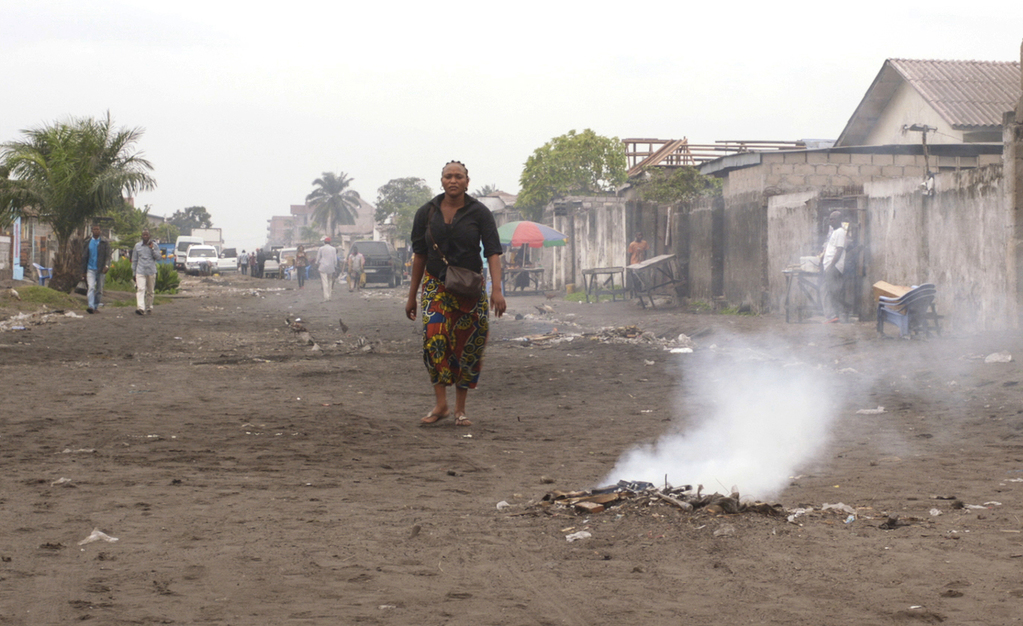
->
[426, 205, 452, 267]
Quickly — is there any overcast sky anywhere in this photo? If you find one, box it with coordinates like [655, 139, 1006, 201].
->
[2, 1, 1021, 251]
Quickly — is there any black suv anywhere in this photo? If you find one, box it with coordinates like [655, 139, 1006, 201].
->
[351, 241, 402, 287]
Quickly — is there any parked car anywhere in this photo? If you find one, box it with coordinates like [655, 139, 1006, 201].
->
[184, 245, 218, 275]
[218, 247, 238, 273]
[350, 241, 402, 287]
[262, 250, 281, 279]
[174, 235, 204, 270]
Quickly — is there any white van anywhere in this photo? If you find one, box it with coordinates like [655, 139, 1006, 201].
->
[174, 236, 204, 270]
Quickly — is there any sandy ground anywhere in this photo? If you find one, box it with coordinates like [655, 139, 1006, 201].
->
[1, 273, 1022, 625]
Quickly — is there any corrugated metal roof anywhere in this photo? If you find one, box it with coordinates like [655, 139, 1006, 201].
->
[835, 58, 1021, 147]
[889, 59, 1021, 129]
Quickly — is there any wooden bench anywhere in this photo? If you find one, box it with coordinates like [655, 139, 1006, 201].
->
[876, 283, 940, 338]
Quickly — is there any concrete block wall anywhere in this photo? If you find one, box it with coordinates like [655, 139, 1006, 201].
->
[760, 151, 931, 191]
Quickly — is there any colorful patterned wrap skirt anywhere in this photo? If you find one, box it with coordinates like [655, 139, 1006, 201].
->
[421, 273, 489, 389]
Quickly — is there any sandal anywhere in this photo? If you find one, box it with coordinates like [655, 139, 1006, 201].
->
[420, 411, 449, 425]
[454, 413, 472, 427]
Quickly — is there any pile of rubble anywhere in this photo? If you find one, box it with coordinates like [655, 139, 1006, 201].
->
[508, 325, 696, 352]
[530, 480, 782, 518]
[0, 308, 83, 333]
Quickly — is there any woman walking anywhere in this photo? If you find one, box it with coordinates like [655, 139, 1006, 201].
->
[295, 245, 308, 289]
[405, 161, 505, 427]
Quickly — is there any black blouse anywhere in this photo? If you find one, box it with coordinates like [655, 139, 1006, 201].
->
[410, 194, 503, 279]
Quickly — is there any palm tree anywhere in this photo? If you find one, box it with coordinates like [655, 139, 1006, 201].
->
[473, 184, 498, 197]
[306, 172, 360, 239]
[0, 113, 156, 290]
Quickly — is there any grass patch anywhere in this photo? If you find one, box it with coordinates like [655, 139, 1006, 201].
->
[563, 291, 615, 303]
[4, 285, 81, 309]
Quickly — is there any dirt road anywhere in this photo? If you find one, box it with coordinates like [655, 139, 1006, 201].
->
[1, 274, 1021, 625]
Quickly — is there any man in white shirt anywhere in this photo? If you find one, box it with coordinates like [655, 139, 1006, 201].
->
[316, 237, 340, 301]
[820, 211, 846, 323]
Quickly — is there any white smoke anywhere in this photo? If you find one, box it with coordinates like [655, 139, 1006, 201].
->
[603, 346, 840, 501]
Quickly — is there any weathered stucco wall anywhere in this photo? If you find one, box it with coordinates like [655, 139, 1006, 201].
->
[722, 192, 769, 310]
[766, 190, 820, 311]
[864, 81, 961, 145]
[865, 166, 1012, 332]
[686, 196, 720, 302]
[544, 196, 628, 290]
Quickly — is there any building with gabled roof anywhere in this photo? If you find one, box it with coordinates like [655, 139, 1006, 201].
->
[835, 58, 1021, 147]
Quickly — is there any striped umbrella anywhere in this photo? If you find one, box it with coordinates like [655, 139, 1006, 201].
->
[497, 221, 568, 248]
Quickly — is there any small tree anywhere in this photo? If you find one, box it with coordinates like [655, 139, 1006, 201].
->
[375, 177, 433, 242]
[152, 222, 180, 243]
[108, 201, 151, 246]
[517, 129, 627, 220]
[299, 225, 321, 244]
[634, 167, 722, 204]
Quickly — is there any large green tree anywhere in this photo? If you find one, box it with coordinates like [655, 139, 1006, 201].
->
[517, 129, 627, 220]
[0, 113, 156, 290]
[307, 171, 360, 238]
[168, 205, 212, 234]
[375, 177, 433, 241]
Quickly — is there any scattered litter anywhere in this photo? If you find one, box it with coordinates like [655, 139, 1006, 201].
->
[856, 406, 886, 415]
[787, 507, 812, 523]
[61, 448, 95, 454]
[821, 502, 856, 515]
[496, 501, 511, 510]
[78, 528, 119, 545]
[984, 352, 1013, 363]
[713, 524, 736, 537]
[844, 515, 856, 524]
[50, 477, 73, 486]
[929, 508, 942, 517]
[565, 531, 592, 542]
[964, 504, 989, 510]
[378, 605, 397, 610]
[983, 501, 1002, 506]
[643, 360, 655, 366]
[669, 347, 694, 354]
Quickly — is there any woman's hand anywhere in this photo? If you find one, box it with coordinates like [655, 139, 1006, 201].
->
[490, 291, 506, 318]
[405, 293, 418, 320]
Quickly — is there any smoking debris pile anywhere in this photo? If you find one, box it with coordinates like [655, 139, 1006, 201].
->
[530, 480, 782, 518]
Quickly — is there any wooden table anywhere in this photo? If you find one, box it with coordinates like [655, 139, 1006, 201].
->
[783, 268, 822, 323]
[503, 267, 545, 295]
[581, 267, 627, 303]
[627, 254, 683, 309]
